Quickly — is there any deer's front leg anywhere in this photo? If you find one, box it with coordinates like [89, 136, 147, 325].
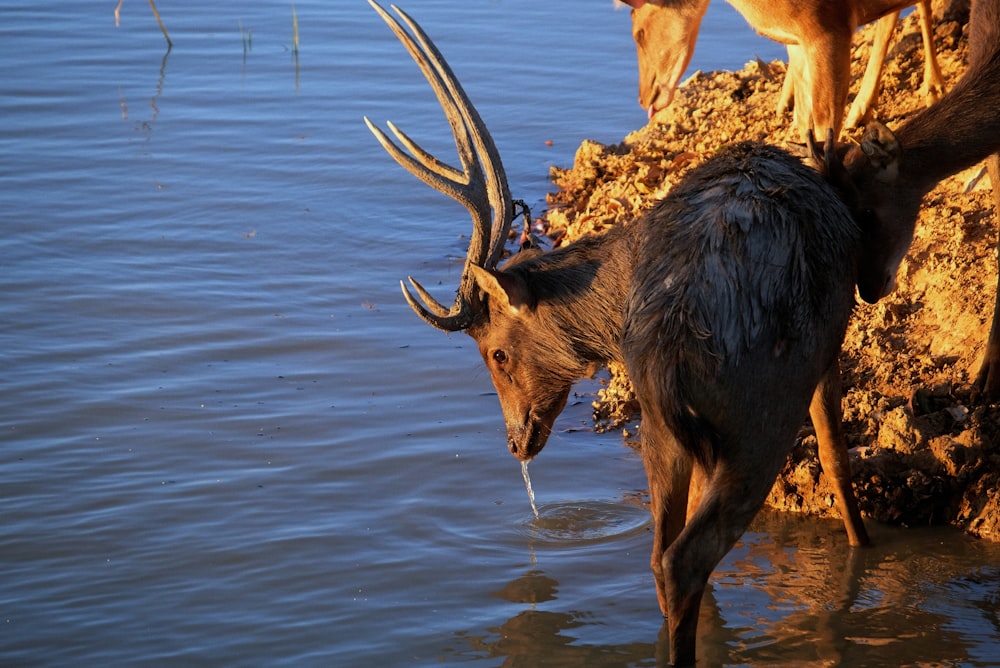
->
[777, 45, 802, 115]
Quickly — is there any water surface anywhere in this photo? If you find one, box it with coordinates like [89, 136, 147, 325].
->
[2, 1, 998, 665]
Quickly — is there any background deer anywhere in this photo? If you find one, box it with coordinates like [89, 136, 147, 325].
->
[842, 0, 1000, 397]
[623, 0, 945, 140]
[364, 2, 870, 664]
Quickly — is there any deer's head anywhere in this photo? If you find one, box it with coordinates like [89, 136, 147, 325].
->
[841, 122, 916, 303]
[805, 126, 905, 304]
[365, 1, 579, 460]
[621, 0, 709, 121]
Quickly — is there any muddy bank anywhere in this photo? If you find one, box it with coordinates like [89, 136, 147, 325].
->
[541, 10, 1000, 540]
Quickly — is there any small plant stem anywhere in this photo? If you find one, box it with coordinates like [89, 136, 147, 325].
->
[148, 0, 172, 47]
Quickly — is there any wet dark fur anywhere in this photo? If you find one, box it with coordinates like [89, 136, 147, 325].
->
[623, 142, 860, 469]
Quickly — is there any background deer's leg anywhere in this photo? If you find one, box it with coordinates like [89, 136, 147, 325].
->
[809, 361, 870, 547]
[845, 13, 898, 130]
[916, 0, 945, 105]
[777, 45, 802, 115]
[802, 28, 852, 141]
[975, 154, 1000, 399]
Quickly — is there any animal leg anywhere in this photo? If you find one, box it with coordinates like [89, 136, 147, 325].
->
[641, 416, 693, 618]
[661, 447, 790, 667]
[974, 154, 1000, 400]
[685, 461, 708, 523]
[809, 361, 870, 547]
[916, 0, 945, 106]
[845, 13, 898, 130]
[801, 28, 852, 140]
[777, 45, 802, 114]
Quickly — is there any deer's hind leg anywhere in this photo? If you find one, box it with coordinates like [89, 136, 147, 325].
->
[639, 408, 694, 619]
[660, 431, 795, 667]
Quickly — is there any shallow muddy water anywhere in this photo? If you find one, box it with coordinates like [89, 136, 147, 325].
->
[2, 1, 998, 665]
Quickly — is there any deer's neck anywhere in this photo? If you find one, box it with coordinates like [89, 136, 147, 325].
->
[897, 50, 1000, 199]
[522, 224, 636, 367]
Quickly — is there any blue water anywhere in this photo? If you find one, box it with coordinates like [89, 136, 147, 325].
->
[2, 1, 998, 665]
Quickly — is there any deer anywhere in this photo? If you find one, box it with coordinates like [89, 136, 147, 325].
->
[840, 0, 1000, 398]
[622, 0, 945, 141]
[364, 2, 872, 664]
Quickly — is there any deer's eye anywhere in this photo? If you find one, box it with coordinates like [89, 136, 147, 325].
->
[492, 349, 508, 366]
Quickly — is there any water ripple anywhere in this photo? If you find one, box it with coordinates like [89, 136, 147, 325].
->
[515, 500, 650, 548]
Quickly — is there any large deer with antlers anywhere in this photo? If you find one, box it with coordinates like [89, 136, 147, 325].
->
[623, 0, 945, 140]
[842, 0, 1000, 397]
[364, 2, 871, 664]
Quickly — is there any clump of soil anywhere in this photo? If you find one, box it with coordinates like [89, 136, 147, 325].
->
[541, 9, 1000, 540]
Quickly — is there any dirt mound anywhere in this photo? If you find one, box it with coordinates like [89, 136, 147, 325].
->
[541, 10, 1000, 540]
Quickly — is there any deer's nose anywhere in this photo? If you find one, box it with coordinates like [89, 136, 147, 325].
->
[508, 438, 520, 457]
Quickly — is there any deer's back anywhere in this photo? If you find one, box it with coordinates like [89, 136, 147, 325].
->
[621, 142, 859, 457]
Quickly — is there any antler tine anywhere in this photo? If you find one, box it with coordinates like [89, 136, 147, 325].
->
[363, 117, 470, 199]
[384, 120, 465, 182]
[366, 1, 513, 331]
[386, 3, 514, 268]
[401, 277, 450, 319]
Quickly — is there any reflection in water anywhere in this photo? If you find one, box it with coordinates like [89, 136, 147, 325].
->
[493, 570, 559, 605]
[706, 517, 1000, 666]
[450, 498, 659, 665]
[465, 569, 655, 667]
[453, 508, 1000, 666]
[118, 47, 170, 142]
[470, 608, 655, 668]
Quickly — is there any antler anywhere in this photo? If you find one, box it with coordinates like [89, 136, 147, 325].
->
[364, 1, 513, 331]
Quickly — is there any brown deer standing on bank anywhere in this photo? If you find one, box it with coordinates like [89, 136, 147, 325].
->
[623, 0, 945, 140]
[842, 0, 1000, 397]
[364, 2, 870, 664]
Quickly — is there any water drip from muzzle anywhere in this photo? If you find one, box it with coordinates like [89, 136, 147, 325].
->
[521, 460, 539, 519]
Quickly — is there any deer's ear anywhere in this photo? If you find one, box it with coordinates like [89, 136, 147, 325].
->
[858, 121, 900, 183]
[468, 265, 532, 315]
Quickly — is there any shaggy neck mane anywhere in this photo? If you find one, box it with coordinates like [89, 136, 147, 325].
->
[506, 224, 636, 367]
